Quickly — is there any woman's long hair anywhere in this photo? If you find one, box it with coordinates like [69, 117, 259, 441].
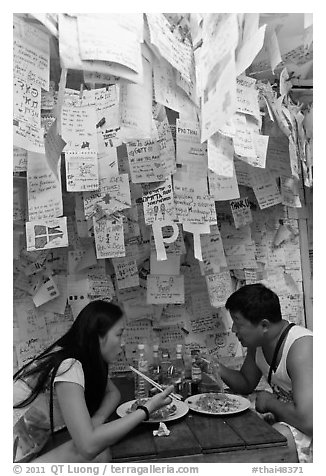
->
[14, 300, 123, 434]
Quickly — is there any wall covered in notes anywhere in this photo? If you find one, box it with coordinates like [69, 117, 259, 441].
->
[13, 13, 313, 374]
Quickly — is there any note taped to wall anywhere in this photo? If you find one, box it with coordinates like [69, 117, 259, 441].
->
[147, 274, 185, 304]
[205, 270, 233, 308]
[93, 215, 125, 259]
[26, 217, 68, 251]
[229, 196, 253, 229]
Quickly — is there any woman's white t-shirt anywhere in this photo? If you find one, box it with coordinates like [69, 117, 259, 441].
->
[13, 359, 85, 462]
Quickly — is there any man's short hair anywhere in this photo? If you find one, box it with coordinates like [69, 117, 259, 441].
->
[225, 283, 282, 325]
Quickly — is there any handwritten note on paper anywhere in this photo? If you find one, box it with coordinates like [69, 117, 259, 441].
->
[142, 177, 176, 225]
[235, 24, 266, 76]
[233, 113, 257, 160]
[147, 275, 185, 305]
[208, 169, 240, 201]
[201, 52, 237, 143]
[236, 75, 260, 119]
[208, 132, 234, 177]
[150, 223, 186, 256]
[26, 217, 68, 251]
[13, 147, 28, 173]
[98, 149, 119, 180]
[200, 225, 228, 275]
[265, 26, 282, 73]
[95, 86, 120, 132]
[174, 181, 217, 225]
[61, 104, 98, 152]
[250, 168, 282, 209]
[176, 119, 208, 178]
[280, 176, 302, 208]
[266, 136, 292, 178]
[153, 57, 197, 117]
[126, 139, 167, 183]
[230, 197, 253, 229]
[15, 297, 47, 341]
[155, 113, 176, 176]
[146, 13, 193, 83]
[205, 271, 233, 308]
[65, 150, 99, 192]
[27, 151, 63, 221]
[77, 14, 142, 73]
[200, 14, 239, 88]
[32, 276, 60, 308]
[119, 52, 153, 140]
[13, 15, 50, 90]
[13, 78, 41, 127]
[112, 257, 139, 290]
[83, 174, 131, 220]
[41, 275, 68, 315]
[93, 216, 125, 259]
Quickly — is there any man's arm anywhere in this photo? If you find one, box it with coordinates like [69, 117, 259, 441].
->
[218, 346, 262, 394]
[255, 336, 313, 436]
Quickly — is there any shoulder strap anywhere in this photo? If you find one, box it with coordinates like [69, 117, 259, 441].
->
[267, 323, 296, 385]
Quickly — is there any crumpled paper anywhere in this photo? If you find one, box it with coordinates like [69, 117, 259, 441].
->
[153, 422, 170, 437]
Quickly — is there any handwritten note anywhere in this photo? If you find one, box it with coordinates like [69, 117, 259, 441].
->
[93, 216, 125, 259]
[112, 257, 139, 290]
[13, 78, 41, 127]
[13, 15, 50, 90]
[266, 136, 292, 177]
[280, 176, 302, 208]
[233, 113, 257, 159]
[126, 138, 168, 183]
[147, 275, 185, 304]
[142, 177, 176, 225]
[200, 14, 239, 89]
[155, 113, 176, 176]
[44, 119, 66, 179]
[176, 119, 208, 178]
[61, 102, 98, 152]
[208, 132, 234, 177]
[146, 13, 193, 83]
[230, 196, 253, 228]
[77, 14, 142, 74]
[119, 51, 153, 140]
[174, 179, 217, 224]
[236, 75, 260, 119]
[200, 225, 228, 275]
[83, 174, 131, 219]
[236, 24, 266, 76]
[251, 168, 282, 209]
[208, 169, 240, 201]
[201, 52, 237, 143]
[65, 150, 99, 192]
[205, 270, 233, 308]
[13, 147, 28, 173]
[26, 217, 68, 251]
[32, 276, 60, 308]
[27, 151, 63, 221]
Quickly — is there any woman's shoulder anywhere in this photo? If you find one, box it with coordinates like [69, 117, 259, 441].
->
[54, 358, 85, 387]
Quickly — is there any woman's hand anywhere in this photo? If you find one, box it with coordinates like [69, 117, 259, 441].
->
[145, 385, 174, 414]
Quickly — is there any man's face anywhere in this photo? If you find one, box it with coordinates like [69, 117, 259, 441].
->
[230, 310, 262, 348]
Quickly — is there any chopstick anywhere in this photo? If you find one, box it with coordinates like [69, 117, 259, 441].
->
[129, 366, 182, 401]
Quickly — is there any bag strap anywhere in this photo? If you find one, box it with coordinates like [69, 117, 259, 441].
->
[267, 322, 296, 385]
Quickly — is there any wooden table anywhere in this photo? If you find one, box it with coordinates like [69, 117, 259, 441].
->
[110, 376, 296, 463]
[40, 375, 297, 463]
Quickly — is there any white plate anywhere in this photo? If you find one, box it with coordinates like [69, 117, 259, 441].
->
[116, 399, 189, 423]
[185, 393, 251, 416]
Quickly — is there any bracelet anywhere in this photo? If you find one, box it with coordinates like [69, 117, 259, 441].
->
[136, 405, 150, 421]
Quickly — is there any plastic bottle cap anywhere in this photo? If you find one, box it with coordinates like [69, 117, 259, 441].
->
[138, 344, 145, 350]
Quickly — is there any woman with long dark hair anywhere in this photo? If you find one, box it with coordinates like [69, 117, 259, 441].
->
[13, 300, 173, 462]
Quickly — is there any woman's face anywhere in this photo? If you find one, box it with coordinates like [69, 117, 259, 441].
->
[99, 318, 124, 363]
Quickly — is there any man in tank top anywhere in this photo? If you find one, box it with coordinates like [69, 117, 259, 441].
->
[202, 284, 313, 463]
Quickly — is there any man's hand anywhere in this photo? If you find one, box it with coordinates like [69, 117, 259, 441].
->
[255, 390, 277, 414]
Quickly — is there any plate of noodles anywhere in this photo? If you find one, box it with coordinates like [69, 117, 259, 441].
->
[185, 393, 251, 416]
[116, 398, 189, 423]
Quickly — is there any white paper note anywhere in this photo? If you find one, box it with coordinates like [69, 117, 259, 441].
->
[147, 274, 185, 304]
[26, 217, 68, 251]
[65, 150, 99, 192]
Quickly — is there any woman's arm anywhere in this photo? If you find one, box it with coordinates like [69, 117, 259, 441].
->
[91, 379, 121, 427]
[55, 381, 173, 461]
[255, 336, 313, 436]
